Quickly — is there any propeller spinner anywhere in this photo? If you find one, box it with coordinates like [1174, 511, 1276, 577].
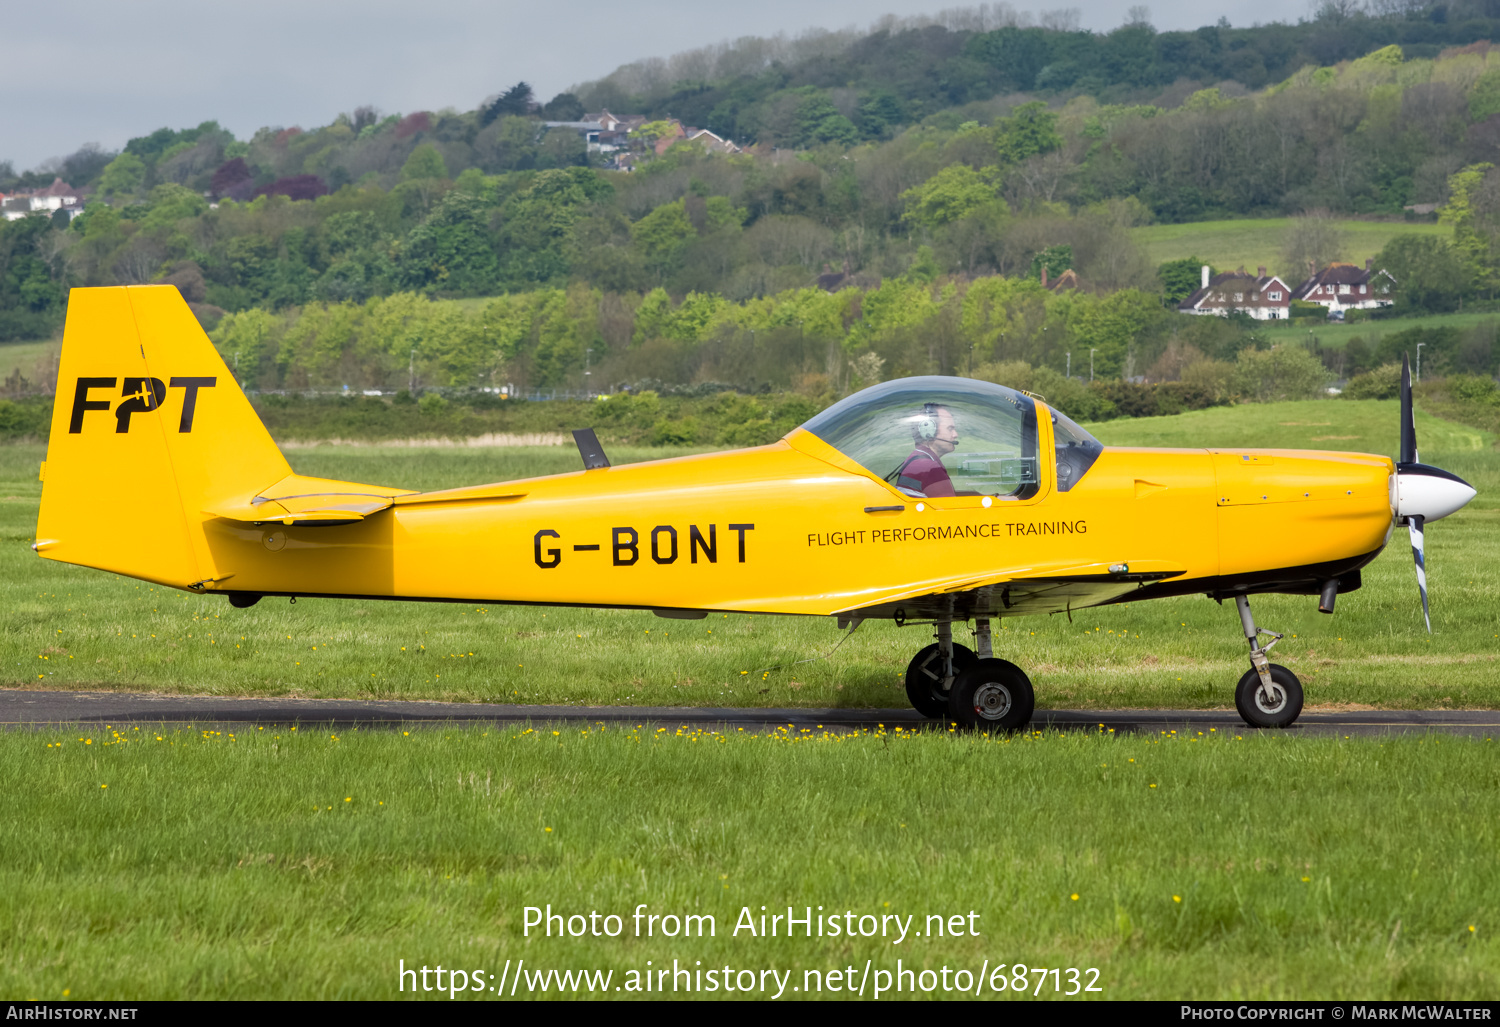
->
[1393, 353, 1477, 631]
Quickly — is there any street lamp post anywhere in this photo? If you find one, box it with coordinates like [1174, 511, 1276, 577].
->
[409, 347, 418, 395]
[1416, 342, 1425, 383]
[1090, 348, 1097, 382]
[1066, 352, 1071, 379]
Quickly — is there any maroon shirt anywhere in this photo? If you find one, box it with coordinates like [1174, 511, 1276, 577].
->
[896, 448, 955, 497]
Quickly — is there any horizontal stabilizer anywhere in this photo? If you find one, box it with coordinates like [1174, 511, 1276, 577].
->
[204, 473, 415, 527]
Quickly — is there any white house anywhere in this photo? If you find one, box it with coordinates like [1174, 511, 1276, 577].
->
[1, 178, 82, 221]
[1178, 265, 1294, 321]
[1291, 260, 1396, 312]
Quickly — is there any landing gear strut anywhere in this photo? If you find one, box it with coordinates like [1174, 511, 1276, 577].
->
[1231, 595, 1304, 729]
[904, 618, 975, 718]
[904, 617, 1035, 732]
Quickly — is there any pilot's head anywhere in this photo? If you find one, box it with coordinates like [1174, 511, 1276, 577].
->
[912, 403, 959, 456]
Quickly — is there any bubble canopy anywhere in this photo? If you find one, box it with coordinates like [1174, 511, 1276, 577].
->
[800, 376, 1052, 498]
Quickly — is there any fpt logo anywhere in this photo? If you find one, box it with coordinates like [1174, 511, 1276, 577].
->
[68, 376, 217, 434]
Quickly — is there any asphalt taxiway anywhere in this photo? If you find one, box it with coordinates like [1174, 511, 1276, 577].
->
[2, 690, 1496, 737]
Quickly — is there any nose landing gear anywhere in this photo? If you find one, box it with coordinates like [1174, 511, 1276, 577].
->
[1231, 595, 1304, 729]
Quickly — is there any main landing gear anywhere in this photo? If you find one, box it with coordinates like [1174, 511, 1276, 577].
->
[904, 618, 1035, 732]
[1231, 595, 1304, 729]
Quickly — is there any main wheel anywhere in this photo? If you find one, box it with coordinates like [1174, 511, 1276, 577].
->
[905, 643, 976, 718]
[1234, 664, 1304, 728]
[949, 658, 1035, 732]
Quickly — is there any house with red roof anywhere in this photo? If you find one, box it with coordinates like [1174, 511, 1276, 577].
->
[1, 177, 83, 221]
[1291, 260, 1395, 313]
[1178, 265, 1294, 320]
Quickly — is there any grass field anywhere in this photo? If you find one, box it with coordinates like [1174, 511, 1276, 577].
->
[2, 724, 1496, 1000]
[0, 336, 60, 382]
[1130, 218, 1450, 279]
[3, 399, 1496, 712]
[1256, 310, 1500, 351]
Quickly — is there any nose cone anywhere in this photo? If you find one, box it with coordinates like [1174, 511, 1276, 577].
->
[1396, 463, 1477, 523]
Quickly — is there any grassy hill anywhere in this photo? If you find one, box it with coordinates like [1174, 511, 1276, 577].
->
[1130, 218, 1450, 280]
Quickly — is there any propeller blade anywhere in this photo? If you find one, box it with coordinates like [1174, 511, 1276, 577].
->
[1409, 514, 1431, 633]
[1400, 352, 1418, 465]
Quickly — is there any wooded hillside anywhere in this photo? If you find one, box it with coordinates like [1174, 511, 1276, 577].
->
[4, 4, 1500, 393]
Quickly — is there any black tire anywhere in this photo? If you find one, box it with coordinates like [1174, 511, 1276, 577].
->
[1234, 664, 1304, 728]
[227, 592, 262, 609]
[949, 658, 1035, 732]
[905, 643, 977, 718]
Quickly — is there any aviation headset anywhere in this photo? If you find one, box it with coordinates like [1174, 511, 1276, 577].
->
[913, 402, 941, 441]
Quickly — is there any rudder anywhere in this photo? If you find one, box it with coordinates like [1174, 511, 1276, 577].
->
[36, 286, 291, 588]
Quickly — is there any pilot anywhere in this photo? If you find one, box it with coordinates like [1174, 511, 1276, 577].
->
[892, 403, 958, 497]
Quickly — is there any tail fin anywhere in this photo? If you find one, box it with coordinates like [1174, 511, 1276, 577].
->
[35, 285, 291, 588]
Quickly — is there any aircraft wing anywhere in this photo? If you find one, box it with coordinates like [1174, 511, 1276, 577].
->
[831, 559, 1187, 622]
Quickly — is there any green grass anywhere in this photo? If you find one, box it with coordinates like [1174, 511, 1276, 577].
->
[1130, 218, 1449, 279]
[1254, 310, 1500, 350]
[1083, 399, 1492, 452]
[0, 336, 61, 381]
[2, 725, 1496, 999]
[4, 400, 1497, 710]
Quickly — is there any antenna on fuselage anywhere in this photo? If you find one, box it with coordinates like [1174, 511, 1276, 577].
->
[572, 428, 611, 470]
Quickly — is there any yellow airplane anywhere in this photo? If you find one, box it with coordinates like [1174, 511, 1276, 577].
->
[34, 286, 1477, 730]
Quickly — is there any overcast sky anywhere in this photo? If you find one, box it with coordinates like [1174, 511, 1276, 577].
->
[2, 0, 1314, 172]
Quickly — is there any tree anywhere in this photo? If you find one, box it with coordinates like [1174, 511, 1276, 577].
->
[401, 143, 449, 181]
[793, 93, 858, 148]
[965, 27, 1054, 91]
[1280, 212, 1345, 280]
[1469, 67, 1500, 122]
[482, 82, 535, 126]
[542, 93, 585, 120]
[632, 200, 697, 276]
[399, 192, 500, 295]
[60, 144, 115, 188]
[1437, 162, 1495, 293]
[210, 158, 253, 199]
[1233, 345, 1331, 401]
[994, 102, 1062, 165]
[98, 152, 146, 198]
[1031, 245, 1073, 281]
[900, 165, 1002, 230]
[252, 175, 328, 202]
[1374, 235, 1465, 312]
[1159, 256, 1213, 305]
[497, 167, 613, 287]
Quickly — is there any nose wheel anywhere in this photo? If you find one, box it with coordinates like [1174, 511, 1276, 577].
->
[1234, 664, 1303, 728]
[1231, 596, 1304, 728]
